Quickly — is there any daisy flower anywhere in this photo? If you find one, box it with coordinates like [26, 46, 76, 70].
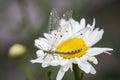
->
[31, 15, 113, 80]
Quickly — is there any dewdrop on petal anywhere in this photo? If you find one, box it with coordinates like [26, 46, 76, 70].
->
[9, 44, 27, 58]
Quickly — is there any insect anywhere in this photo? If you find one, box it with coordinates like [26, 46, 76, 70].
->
[42, 48, 82, 59]
[43, 48, 82, 55]
[42, 9, 82, 58]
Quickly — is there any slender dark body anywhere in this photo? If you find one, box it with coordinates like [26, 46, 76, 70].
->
[43, 48, 82, 55]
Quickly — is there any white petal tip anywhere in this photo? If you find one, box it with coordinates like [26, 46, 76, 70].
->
[103, 48, 113, 55]
[105, 51, 112, 55]
[92, 18, 95, 26]
[30, 60, 35, 63]
[91, 72, 96, 74]
[80, 18, 85, 23]
[105, 48, 114, 52]
[101, 29, 104, 32]
[108, 48, 114, 51]
[30, 59, 40, 63]
[94, 61, 98, 64]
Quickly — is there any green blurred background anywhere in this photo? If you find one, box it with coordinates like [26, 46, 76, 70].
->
[0, 0, 120, 80]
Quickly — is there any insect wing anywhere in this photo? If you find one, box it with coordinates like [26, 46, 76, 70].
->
[48, 9, 60, 33]
[56, 10, 73, 36]
[47, 9, 73, 53]
[62, 10, 73, 20]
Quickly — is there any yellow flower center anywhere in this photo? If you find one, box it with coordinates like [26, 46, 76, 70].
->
[56, 38, 87, 59]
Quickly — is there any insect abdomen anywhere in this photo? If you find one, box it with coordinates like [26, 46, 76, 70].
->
[54, 48, 82, 54]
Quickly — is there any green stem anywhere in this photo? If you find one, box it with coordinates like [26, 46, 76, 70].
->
[20, 59, 35, 80]
[73, 64, 84, 80]
[48, 71, 52, 80]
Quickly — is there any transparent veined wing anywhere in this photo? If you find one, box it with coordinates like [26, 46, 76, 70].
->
[48, 9, 74, 53]
[48, 8, 60, 33]
[48, 9, 73, 32]
[62, 10, 73, 20]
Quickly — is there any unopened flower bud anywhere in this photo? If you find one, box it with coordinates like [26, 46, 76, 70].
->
[9, 44, 27, 58]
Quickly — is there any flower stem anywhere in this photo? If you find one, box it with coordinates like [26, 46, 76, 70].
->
[20, 59, 35, 80]
[73, 64, 84, 80]
[48, 71, 52, 80]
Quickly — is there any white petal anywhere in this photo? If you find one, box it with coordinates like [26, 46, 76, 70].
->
[76, 57, 96, 74]
[51, 30, 57, 35]
[69, 18, 80, 31]
[79, 62, 91, 73]
[76, 58, 91, 73]
[88, 63, 96, 74]
[87, 56, 98, 64]
[60, 19, 67, 27]
[69, 63, 73, 71]
[72, 27, 91, 38]
[38, 38, 48, 42]
[92, 18, 95, 28]
[51, 60, 59, 66]
[87, 18, 95, 29]
[56, 68, 65, 80]
[36, 50, 44, 58]
[41, 54, 54, 67]
[44, 33, 52, 39]
[87, 47, 113, 56]
[30, 58, 43, 64]
[30, 51, 45, 64]
[85, 28, 104, 47]
[81, 27, 92, 41]
[50, 57, 60, 66]
[79, 18, 86, 29]
[42, 62, 50, 67]
[59, 58, 69, 66]
[35, 39, 48, 50]
[56, 65, 70, 80]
